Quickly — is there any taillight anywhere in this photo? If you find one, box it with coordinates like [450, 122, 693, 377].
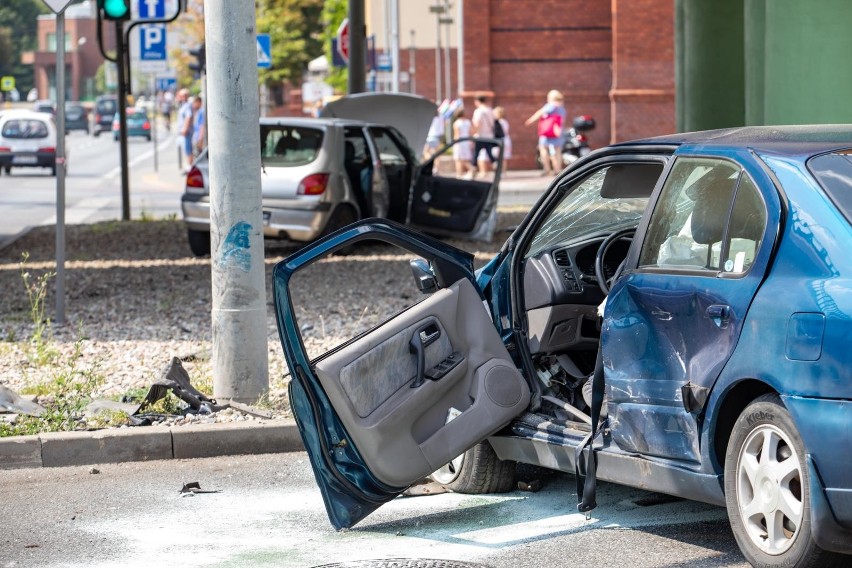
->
[38, 147, 56, 153]
[0, 146, 10, 152]
[142, 121, 151, 130]
[297, 173, 329, 195]
[185, 166, 205, 192]
[576, 134, 588, 143]
[95, 113, 101, 122]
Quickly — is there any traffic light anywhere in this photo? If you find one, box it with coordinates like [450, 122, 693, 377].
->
[188, 46, 206, 77]
[100, 0, 131, 21]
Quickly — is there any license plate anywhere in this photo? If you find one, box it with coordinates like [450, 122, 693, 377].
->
[12, 155, 37, 165]
[262, 211, 271, 225]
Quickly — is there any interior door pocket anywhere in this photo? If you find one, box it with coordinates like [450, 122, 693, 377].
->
[417, 358, 529, 471]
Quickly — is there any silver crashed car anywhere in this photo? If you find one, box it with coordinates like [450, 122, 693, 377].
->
[180, 93, 503, 256]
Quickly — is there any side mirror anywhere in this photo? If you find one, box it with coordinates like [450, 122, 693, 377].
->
[409, 258, 437, 294]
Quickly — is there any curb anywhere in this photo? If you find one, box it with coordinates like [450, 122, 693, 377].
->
[0, 419, 304, 470]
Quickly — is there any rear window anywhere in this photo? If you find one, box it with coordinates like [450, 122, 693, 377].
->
[809, 152, 852, 223]
[1, 119, 49, 139]
[260, 125, 323, 166]
[97, 99, 116, 114]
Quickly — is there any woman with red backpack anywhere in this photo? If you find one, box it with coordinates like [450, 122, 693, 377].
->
[525, 89, 567, 176]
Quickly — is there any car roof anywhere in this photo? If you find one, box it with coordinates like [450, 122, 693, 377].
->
[620, 124, 852, 156]
[258, 116, 377, 129]
[0, 110, 54, 122]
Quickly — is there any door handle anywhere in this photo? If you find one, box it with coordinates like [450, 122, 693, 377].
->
[409, 322, 441, 388]
[707, 304, 731, 328]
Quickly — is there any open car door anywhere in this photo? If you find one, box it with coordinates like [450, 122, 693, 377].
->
[409, 137, 504, 242]
[273, 219, 530, 530]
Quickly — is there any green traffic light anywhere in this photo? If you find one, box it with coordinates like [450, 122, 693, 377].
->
[103, 0, 129, 19]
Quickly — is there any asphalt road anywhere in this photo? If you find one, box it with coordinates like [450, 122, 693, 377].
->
[0, 122, 186, 248]
[0, 452, 750, 568]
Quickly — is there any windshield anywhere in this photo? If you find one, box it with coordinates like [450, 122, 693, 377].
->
[1, 119, 49, 139]
[525, 167, 653, 258]
[260, 125, 323, 166]
[809, 151, 852, 224]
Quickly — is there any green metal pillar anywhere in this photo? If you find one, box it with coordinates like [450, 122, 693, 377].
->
[757, 0, 852, 125]
[675, 0, 745, 132]
[744, 0, 765, 126]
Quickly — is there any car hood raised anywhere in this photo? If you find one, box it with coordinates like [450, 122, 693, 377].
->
[320, 93, 437, 157]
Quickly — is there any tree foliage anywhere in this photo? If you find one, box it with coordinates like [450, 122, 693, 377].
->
[320, 0, 348, 93]
[256, 0, 324, 88]
[0, 0, 47, 94]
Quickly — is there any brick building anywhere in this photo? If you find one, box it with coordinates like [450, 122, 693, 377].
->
[23, 1, 113, 102]
[368, 0, 676, 169]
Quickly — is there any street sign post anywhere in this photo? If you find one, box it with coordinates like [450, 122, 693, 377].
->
[336, 19, 350, 63]
[41, 0, 74, 13]
[138, 0, 167, 73]
[256, 34, 271, 68]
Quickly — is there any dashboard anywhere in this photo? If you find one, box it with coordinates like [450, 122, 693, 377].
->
[522, 235, 632, 354]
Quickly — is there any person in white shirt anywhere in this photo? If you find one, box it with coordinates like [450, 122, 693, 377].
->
[452, 109, 476, 178]
[471, 95, 497, 177]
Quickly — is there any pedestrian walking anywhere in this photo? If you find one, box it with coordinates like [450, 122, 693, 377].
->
[525, 89, 567, 176]
[176, 89, 194, 171]
[493, 106, 512, 166]
[471, 95, 497, 178]
[191, 96, 205, 157]
[452, 108, 476, 179]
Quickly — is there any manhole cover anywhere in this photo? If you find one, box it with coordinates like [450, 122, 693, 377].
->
[312, 560, 490, 568]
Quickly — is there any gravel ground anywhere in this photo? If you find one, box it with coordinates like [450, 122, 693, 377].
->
[0, 211, 528, 426]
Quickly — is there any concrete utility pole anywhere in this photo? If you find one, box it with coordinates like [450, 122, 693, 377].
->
[390, 0, 400, 92]
[348, 0, 366, 93]
[203, 0, 269, 402]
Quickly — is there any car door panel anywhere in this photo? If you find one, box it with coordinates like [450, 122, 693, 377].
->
[313, 277, 529, 488]
[274, 219, 530, 529]
[410, 137, 503, 241]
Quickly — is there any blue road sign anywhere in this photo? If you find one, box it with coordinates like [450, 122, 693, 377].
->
[138, 0, 165, 18]
[138, 1, 167, 72]
[257, 34, 272, 68]
[156, 77, 177, 92]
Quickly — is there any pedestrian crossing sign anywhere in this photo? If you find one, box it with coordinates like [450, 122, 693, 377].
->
[0, 76, 14, 91]
[257, 34, 272, 68]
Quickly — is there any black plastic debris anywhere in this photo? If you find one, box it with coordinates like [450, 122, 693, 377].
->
[179, 481, 222, 496]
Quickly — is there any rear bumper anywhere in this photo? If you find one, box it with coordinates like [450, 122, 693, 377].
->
[0, 151, 56, 168]
[782, 395, 852, 552]
[181, 193, 333, 242]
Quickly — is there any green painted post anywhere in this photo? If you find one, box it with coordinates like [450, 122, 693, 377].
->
[675, 0, 745, 132]
[744, 0, 766, 126]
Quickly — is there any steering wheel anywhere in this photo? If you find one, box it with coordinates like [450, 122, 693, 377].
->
[594, 228, 635, 295]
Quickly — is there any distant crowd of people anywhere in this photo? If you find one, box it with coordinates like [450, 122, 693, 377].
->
[423, 89, 568, 178]
[156, 88, 205, 172]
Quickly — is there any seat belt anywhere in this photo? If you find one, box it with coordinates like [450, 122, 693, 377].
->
[574, 347, 605, 517]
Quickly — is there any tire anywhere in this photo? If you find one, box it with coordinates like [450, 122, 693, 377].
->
[724, 394, 843, 567]
[94, 129, 100, 137]
[187, 228, 211, 257]
[319, 205, 359, 254]
[429, 442, 516, 494]
[4, 166, 10, 175]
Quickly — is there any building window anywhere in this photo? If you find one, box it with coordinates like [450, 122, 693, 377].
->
[46, 32, 73, 52]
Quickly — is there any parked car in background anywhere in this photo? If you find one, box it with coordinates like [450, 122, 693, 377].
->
[0, 110, 60, 176]
[112, 107, 151, 141]
[92, 95, 117, 137]
[181, 93, 503, 256]
[64, 102, 89, 134]
[32, 100, 55, 115]
[275, 125, 852, 568]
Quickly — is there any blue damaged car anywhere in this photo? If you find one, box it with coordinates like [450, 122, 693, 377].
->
[273, 125, 852, 567]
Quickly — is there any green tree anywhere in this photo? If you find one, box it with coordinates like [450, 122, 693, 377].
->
[256, 0, 324, 91]
[320, 0, 348, 93]
[0, 0, 47, 95]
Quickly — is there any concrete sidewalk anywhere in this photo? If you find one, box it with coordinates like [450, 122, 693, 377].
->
[0, 419, 304, 470]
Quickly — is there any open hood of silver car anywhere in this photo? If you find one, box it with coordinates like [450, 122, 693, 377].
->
[320, 93, 437, 158]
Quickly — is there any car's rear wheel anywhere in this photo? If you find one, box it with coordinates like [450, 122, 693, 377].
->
[3, 166, 10, 175]
[725, 394, 843, 567]
[187, 228, 211, 257]
[429, 442, 515, 494]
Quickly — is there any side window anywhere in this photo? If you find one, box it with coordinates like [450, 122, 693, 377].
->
[370, 128, 407, 165]
[638, 157, 766, 273]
